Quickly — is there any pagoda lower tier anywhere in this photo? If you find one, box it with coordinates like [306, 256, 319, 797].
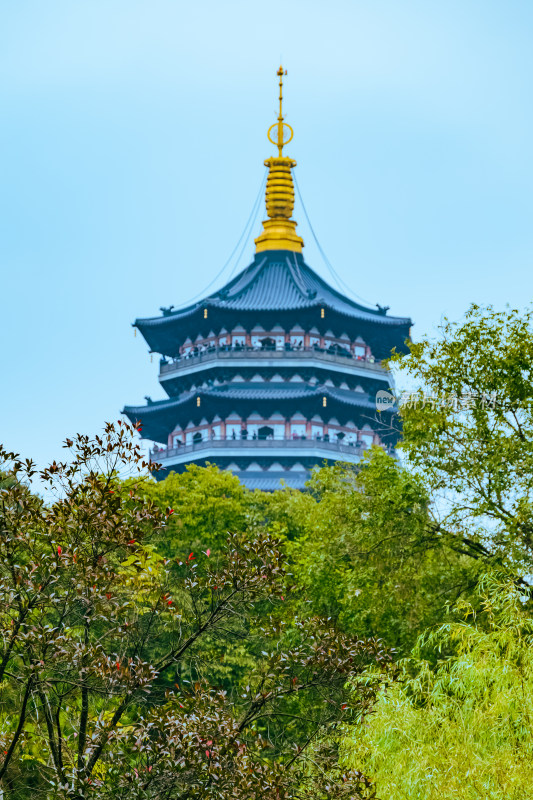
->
[123, 380, 400, 489]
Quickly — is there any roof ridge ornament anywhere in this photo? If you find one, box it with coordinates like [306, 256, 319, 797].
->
[254, 66, 304, 255]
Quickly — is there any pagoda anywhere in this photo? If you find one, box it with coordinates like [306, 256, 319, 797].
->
[123, 68, 411, 490]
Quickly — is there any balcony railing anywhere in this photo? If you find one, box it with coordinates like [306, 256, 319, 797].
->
[159, 346, 384, 377]
[150, 436, 382, 463]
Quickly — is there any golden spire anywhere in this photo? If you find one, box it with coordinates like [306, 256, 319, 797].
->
[271, 65, 292, 156]
[254, 66, 304, 254]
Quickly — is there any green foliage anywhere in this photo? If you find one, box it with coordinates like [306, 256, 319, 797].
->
[122, 466, 267, 693]
[3, 303, 533, 797]
[265, 450, 480, 652]
[392, 304, 533, 570]
[342, 574, 533, 799]
[0, 425, 387, 800]
[124, 463, 250, 558]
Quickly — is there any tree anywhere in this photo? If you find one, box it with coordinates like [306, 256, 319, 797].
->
[342, 573, 533, 799]
[264, 450, 481, 652]
[132, 464, 251, 559]
[0, 423, 388, 799]
[392, 304, 533, 575]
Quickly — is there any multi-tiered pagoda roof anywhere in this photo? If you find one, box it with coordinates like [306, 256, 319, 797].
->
[124, 68, 411, 490]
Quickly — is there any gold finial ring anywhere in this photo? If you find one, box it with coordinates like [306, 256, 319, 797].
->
[268, 121, 294, 149]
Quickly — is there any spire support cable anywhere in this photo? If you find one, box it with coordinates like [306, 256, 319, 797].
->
[174, 168, 267, 309]
[293, 172, 376, 307]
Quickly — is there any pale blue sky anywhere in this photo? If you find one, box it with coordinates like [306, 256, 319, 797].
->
[1, 0, 532, 469]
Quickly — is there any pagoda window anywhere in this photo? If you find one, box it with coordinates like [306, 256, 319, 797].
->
[290, 423, 306, 439]
[290, 335, 304, 349]
[226, 423, 241, 440]
[232, 335, 246, 348]
[258, 425, 275, 440]
[212, 424, 222, 440]
[193, 432, 203, 444]
[344, 430, 357, 444]
[309, 336, 320, 348]
[354, 343, 366, 359]
[360, 428, 375, 449]
[269, 424, 284, 440]
[173, 434, 183, 448]
[311, 424, 323, 440]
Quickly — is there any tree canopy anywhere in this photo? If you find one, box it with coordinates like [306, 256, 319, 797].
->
[342, 574, 533, 799]
[2, 303, 533, 799]
[0, 424, 387, 799]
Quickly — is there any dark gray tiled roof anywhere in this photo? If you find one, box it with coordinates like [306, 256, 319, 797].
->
[124, 382, 379, 418]
[237, 471, 309, 491]
[122, 382, 390, 443]
[135, 251, 411, 329]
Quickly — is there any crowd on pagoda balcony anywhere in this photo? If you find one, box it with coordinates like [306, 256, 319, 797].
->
[151, 430, 397, 461]
[157, 415, 388, 452]
[160, 334, 378, 366]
